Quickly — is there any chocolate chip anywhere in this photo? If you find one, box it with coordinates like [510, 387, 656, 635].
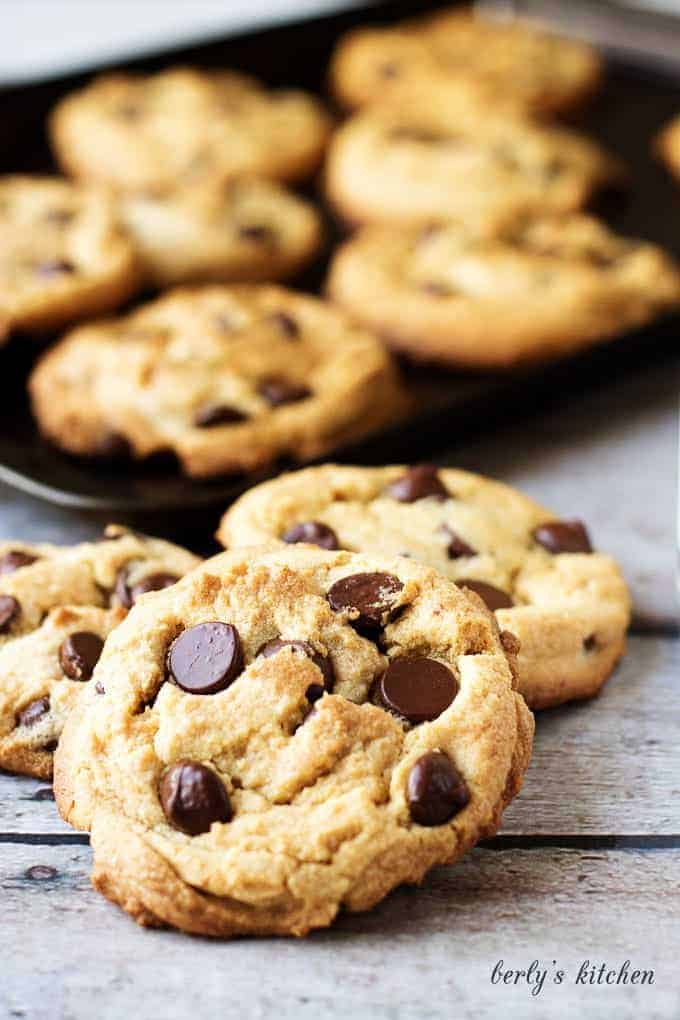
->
[421, 281, 456, 297]
[194, 403, 247, 428]
[159, 760, 232, 835]
[95, 681, 106, 695]
[34, 258, 75, 278]
[17, 696, 50, 728]
[31, 787, 55, 802]
[59, 632, 104, 682]
[25, 865, 57, 881]
[258, 638, 334, 692]
[258, 377, 312, 406]
[385, 465, 448, 503]
[0, 595, 20, 633]
[96, 432, 132, 461]
[440, 524, 476, 559]
[327, 572, 403, 632]
[238, 224, 275, 244]
[129, 572, 180, 603]
[0, 550, 39, 574]
[380, 62, 400, 78]
[456, 578, 513, 611]
[117, 103, 142, 120]
[378, 657, 457, 724]
[407, 750, 469, 826]
[45, 208, 75, 226]
[282, 521, 339, 550]
[583, 634, 598, 652]
[167, 622, 243, 695]
[390, 128, 444, 144]
[533, 520, 593, 554]
[305, 683, 325, 703]
[268, 311, 299, 338]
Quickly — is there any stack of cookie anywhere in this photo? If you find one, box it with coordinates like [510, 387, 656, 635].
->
[0, 6, 653, 940]
[325, 7, 680, 368]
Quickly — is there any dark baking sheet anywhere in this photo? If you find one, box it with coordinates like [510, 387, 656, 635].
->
[1, 0, 680, 525]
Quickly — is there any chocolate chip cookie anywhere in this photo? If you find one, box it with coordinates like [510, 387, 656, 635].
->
[117, 178, 323, 288]
[325, 97, 623, 233]
[50, 68, 332, 191]
[329, 7, 602, 117]
[219, 464, 631, 709]
[29, 284, 406, 479]
[0, 175, 139, 341]
[54, 545, 532, 936]
[655, 113, 680, 181]
[0, 525, 200, 778]
[326, 215, 680, 368]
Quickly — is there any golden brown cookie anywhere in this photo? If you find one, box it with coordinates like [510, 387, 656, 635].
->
[329, 7, 602, 117]
[655, 113, 680, 180]
[0, 175, 139, 341]
[325, 97, 623, 232]
[54, 544, 532, 937]
[29, 284, 406, 479]
[117, 178, 323, 288]
[219, 464, 632, 710]
[50, 68, 332, 191]
[0, 525, 200, 778]
[326, 215, 680, 368]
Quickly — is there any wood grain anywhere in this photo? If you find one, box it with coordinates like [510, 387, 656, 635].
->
[2, 843, 678, 1020]
[1, 635, 677, 838]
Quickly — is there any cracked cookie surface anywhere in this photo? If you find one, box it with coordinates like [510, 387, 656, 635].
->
[0, 525, 200, 778]
[29, 284, 406, 479]
[117, 178, 323, 288]
[54, 544, 532, 937]
[329, 7, 602, 116]
[325, 97, 623, 233]
[327, 215, 680, 368]
[50, 68, 332, 191]
[0, 175, 139, 341]
[219, 464, 631, 709]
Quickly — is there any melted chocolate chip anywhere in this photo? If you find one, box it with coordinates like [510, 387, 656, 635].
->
[238, 224, 276, 244]
[59, 632, 104, 682]
[583, 634, 598, 653]
[421, 281, 457, 297]
[129, 572, 180, 603]
[327, 572, 403, 633]
[159, 760, 232, 835]
[378, 657, 458, 724]
[0, 594, 20, 633]
[533, 520, 593, 554]
[258, 638, 334, 692]
[440, 524, 476, 559]
[268, 311, 299, 338]
[407, 750, 469, 826]
[385, 465, 448, 503]
[167, 622, 243, 695]
[258, 377, 312, 407]
[194, 404, 247, 428]
[34, 258, 76, 278]
[17, 696, 50, 728]
[44, 209, 75, 226]
[305, 683, 325, 703]
[0, 550, 39, 575]
[456, 579, 513, 611]
[96, 432, 132, 461]
[282, 521, 339, 550]
[113, 566, 133, 608]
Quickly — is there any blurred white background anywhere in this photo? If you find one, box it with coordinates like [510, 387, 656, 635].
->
[3, 0, 680, 86]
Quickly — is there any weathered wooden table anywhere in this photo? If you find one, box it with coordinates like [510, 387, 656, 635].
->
[2, 357, 678, 1020]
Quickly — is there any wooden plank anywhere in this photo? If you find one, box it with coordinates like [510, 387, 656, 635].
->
[1, 843, 678, 1020]
[501, 633, 680, 835]
[0, 635, 678, 838]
